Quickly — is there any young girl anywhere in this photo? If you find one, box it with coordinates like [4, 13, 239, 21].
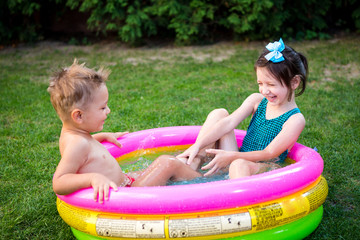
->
[177, 38, 308, 179]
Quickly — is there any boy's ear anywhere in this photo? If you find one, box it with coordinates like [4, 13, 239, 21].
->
[291, 75, 301, 89]
[71, 109, 83, 124]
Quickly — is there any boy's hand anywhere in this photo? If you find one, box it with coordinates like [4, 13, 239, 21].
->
[91, 173, 118, 203]
[95, 132, 129, 148]
[107, 132, 129, 148]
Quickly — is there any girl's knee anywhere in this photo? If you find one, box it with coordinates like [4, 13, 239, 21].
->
[229, 159, 247, 169]
[229, 159, 260, 178]
[208, 108, 229, 119]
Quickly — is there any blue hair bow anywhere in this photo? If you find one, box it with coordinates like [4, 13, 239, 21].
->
[265, 38, 285, 63]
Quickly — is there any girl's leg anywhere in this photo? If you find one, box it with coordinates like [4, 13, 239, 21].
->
[218, 129, 238, 152]
[229, 159, 262, 179]
[196, 108, 230, 145]
[202, 108, 239, 151]
[132, 155, 202, 187]
[190, 109, 239, 168]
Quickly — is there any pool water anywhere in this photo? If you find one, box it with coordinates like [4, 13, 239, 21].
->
[120, 150, 229, 185]
[120, 150, 293, 186]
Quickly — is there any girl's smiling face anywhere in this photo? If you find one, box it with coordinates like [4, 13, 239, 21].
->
[256, 67, 290, 106]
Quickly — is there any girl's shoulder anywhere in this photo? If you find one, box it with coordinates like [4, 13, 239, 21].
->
[291, 111, 306, 123]
[246, 93, 264, 110]
[284, 111, 306, 129]
[246, 93, 264, 103]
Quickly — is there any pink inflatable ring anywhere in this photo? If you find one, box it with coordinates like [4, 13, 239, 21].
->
[57, 126, 324, 214]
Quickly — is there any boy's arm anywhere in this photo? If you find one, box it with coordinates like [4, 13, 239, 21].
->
[53, 137, 118, 203]
[53, 137, 93, 195]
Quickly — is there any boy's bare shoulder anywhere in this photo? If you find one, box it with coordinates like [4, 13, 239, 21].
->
[54, 132, 94, 178]
[59, 131, 92, 156]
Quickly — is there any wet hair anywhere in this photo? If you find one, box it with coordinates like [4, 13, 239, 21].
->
[255, 44, 308, 100]
[47, 59, 110, 121]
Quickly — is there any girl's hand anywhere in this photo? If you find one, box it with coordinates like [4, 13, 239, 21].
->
[91, 173, 118, 204]
[176, 144, 200, 165]
[201, 149, 233, 176]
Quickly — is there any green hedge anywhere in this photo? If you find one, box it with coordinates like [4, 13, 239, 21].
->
[1, 0, 360, 45]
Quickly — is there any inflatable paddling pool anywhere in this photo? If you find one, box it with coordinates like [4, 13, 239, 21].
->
[56, 126, 328, 239]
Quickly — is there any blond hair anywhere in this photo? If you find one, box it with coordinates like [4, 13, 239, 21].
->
[48, 59, 111, 121]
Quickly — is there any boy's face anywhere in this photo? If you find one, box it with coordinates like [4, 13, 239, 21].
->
[80, 84, 110, 132]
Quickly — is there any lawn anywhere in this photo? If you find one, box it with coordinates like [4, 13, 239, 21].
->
[1, 36, 359, 239]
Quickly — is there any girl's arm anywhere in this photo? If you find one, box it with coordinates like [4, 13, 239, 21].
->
[180, 93, 263, 164]
[202, 113, 305, 176]
[200, 94, 262, 144]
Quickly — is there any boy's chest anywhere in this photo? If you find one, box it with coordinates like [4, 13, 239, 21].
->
[81, 141, 120, 172]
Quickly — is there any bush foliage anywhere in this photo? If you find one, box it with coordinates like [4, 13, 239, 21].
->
[1, 0, 360, 45]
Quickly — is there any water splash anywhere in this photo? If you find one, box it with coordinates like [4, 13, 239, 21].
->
[132, 131, 157, 159]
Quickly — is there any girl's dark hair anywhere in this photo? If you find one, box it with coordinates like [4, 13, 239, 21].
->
[255, 45, 308, 100]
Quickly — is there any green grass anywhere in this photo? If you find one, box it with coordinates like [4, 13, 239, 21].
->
[1, 37, 359, 239]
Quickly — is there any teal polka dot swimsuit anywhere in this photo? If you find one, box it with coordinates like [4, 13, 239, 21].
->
[240, 98, 300, 162]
